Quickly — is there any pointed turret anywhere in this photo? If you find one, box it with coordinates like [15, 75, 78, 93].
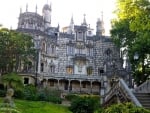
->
[82, 14, 87, 26]
[68, 15, 74, 34]
[26, 3, 28, 12]
[35, 4, 38, 13]
[20, 7, 22, 14]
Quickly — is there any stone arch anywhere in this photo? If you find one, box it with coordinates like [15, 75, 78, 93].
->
[70, 80, 80, 92]
[59, 79, 69, 91]
[92, 81, 101, 94]
[48, 79, 58, 89]
[81, 81, 90, 94]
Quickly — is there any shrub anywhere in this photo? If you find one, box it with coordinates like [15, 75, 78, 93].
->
[14, 89, 24, 99]
[103, 103, 150, 113]
[69, 96, 100, 113]
[23, 84, 37, 101]
[65, 94, 78, 101]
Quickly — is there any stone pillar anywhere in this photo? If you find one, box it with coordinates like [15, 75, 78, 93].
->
[100, 80, 105, 104]
[38, 51, 41, 73]
[68, 80, 71, 92]
[80, 81, 82, 93]
[57, 80, 60, 90]
[90, 81, 93, 94]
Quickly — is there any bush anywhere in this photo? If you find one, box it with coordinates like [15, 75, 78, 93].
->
[102, 103, 150, 113]
[65, 94, 78, 101]
[23, 84, 37, 101]
[69, 96, 100, 113]
[14, 89, 24, 99]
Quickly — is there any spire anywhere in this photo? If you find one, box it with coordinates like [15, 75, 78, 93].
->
[26, 3, 28, 12]
[50, 2, 52, 12]
[82, 14, 87, 26]
[101, 11, 103, 21]
[57, 23, 60, 32]
[20, 7, 22, 14]
[69, 15, 74, 34]
[70, 15, 74, 25]
[35, 4, 38, 13]
[96, 12, 105, 36]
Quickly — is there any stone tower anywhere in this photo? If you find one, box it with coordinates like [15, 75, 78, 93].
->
[96, 12, 105, 36]
[42, 3, 52, 29]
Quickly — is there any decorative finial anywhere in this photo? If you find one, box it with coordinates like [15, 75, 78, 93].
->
[50, 2, 52, 11]
[20, 7, 22, 14]
[36, 4, 38, 13]
[82, 14, 87, 26]
[101, 11, 103, 21]
[70, 14, 74, 24]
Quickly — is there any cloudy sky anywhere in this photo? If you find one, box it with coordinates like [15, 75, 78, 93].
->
[0, 0, 116, 35]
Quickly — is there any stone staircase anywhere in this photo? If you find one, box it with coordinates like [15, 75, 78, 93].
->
[103, 79, 150, 109]
[134, 93, 150, 109]
[133, 80, 150, 109]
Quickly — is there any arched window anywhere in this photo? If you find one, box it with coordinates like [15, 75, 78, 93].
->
[41, 63, 44, 72]
[66, 66, 73, 74]
[105, 48, 112, 57]
[42, 42, 46, 52]
[87, 67, 93, 75]
[98, 67, 104, 76]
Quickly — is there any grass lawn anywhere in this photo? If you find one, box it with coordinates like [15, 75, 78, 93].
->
[0, 98, 72, 113]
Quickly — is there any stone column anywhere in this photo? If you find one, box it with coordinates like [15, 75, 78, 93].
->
[57, 79, 60, 90]
[68, 80, 71, 92]
[90, 81, 93, 94]
[100, 80, 105, 104]
[38, 51, 41, 73]
[80, 80, 82, 93]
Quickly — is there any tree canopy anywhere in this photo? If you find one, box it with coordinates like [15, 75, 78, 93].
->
[111, 0, 150, 85]
[0, 28, 35, 74]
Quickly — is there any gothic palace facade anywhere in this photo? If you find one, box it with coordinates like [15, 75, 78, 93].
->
[17, 3, 126, 94]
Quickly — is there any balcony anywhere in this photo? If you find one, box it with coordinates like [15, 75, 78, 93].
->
[73, 53, 87, 60]
[40, 72, 103, 81]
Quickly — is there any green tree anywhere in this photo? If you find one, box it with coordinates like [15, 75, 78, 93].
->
[0, 72, 23, 90]
[0, 28, 35, 74]
[111, 0, 150, 85]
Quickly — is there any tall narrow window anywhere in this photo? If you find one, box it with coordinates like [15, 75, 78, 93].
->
[66, 66, 73, 74]
[50, 65, 55, 73]
[51, 45, 55, 54]
[77, 32, 83, 41]
[87, 67, 93, 75]
[41, 63, 44, 72]
[87, 48, 93, 56]
[67, 46, 74, 55]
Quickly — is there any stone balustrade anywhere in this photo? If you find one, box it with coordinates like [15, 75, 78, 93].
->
[133, 80, 150, 93]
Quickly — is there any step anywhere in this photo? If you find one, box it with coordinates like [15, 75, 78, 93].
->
[134, 93, 150, 109]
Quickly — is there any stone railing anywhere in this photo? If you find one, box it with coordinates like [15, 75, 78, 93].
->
[133, 80, 150, 93]
[119, 79, 142, 107]
[40, 72, 102, 81]
[104, 78, 142, 107]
